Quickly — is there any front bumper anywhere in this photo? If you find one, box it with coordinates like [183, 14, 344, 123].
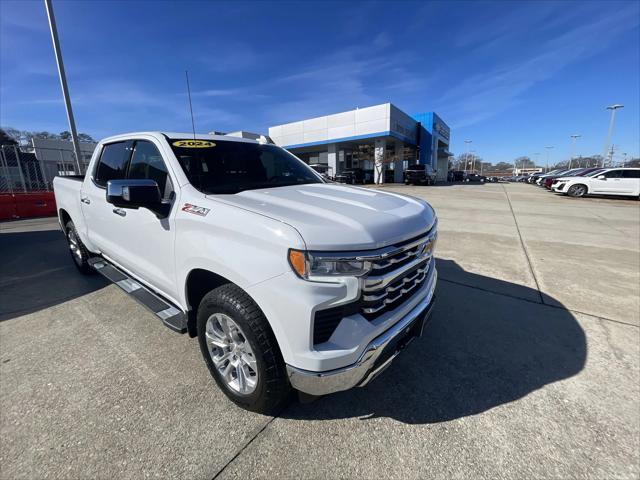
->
[286, 283, 436, 396]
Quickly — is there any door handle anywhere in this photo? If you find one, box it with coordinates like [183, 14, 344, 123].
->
[81, 197, 91, 204]
[112, 208, 126, 217]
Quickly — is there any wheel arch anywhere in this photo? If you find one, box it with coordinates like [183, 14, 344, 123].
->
[184, 268, 269, 339]
[58, 208, 72, 232]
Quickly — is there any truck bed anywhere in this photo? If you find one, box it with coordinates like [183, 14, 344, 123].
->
[56, 174, 85, 181]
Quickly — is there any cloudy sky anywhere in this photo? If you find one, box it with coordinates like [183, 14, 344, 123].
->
[1, 0, 638, 163]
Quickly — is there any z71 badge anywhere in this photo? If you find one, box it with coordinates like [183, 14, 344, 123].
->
[182, 203, 210, 216]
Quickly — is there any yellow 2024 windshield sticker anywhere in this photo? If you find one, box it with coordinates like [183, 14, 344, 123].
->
[172, 140, 215, 148]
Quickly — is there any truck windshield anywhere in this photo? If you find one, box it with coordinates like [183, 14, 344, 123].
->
[169, 139, 323, 194]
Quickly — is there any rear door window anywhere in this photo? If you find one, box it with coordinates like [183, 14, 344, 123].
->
[622, 170, 640, 178]
[603, 170, 623, 178]
[94, 141, 132, 187]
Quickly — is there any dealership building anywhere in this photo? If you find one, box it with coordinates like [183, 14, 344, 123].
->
[268, 103, 452, 183]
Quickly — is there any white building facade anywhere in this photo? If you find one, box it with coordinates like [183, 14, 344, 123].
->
[268, 103, 451, 183]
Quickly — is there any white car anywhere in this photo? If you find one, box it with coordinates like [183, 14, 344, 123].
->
[53, 132, 438, 413]
[553, 168, 640, 197]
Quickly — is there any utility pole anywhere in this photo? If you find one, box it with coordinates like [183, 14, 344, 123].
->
[569, 134, 581, 170]
[544, 146, 553, 173]
[464, 140, 472, 173]
[603, 104, 623, 168]
[44, 0, 82, 173]
[607, 145, 616, 167]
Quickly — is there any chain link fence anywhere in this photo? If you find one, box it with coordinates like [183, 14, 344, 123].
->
[0, 145, 92, 194]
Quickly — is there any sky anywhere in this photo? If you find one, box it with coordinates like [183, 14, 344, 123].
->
[1, 0, 639, 165]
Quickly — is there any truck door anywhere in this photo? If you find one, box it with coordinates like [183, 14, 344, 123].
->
[81, 140, 134, 261]
[111, 139, 178, 298]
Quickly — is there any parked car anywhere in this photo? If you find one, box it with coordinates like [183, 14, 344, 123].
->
[405, 164, 437, 185]
[53, 132, 438, 413]
[546, 167, 603, 190]
[448, 170, 465, 182]
[542, 168, 588, 189]
[308, 163, 330, 180]
[553, 167, 640, 197]
[536, 169, 567, 185]
[335, 168, 366, 184]
[464, 173, 486, 183]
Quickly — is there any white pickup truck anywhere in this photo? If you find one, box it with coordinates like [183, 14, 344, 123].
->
[53, 132, 438, 413]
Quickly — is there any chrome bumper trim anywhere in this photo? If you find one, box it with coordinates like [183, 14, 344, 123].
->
[286, 267, 437, 396]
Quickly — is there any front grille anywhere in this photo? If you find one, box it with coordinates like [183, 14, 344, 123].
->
[361, 229, 436, 320]
[312, 227, 437, 344]
[361, 257, 433, 320]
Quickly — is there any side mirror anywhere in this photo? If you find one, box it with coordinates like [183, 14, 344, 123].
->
[596, 175, 606, 180]
[106, 179, 170, 217]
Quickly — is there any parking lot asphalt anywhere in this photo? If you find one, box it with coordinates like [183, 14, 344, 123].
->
[1, 183, 638, 479]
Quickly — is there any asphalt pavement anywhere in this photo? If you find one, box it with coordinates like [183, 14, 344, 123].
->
[1, 183, 638, 479]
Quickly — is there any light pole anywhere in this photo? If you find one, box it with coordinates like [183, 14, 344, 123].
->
[603, 104, 624, 168]
[544, 146, 553, 173]
[464, 140, 472, 173]
[44, 0, 82, 173]
[569, 134, 581, 170]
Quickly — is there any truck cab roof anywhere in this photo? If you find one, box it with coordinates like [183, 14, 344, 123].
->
[98, 132, 269, 146]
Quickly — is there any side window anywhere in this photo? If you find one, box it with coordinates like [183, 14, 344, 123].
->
[622, 170, 640, 179]
[128, 140, 172, 198]
[94, 142, 131, 187]
[603, 170, 623, 178]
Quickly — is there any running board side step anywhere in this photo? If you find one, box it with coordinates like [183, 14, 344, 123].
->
[88, 258, 187, 333]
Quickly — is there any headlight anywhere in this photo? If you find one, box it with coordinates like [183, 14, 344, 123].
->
[288, 249, 371, 280]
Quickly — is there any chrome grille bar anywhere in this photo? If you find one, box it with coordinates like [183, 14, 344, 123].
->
[362, 264, 431, 314]
[362, 264, 429, 302]
[363, 255, 431, 292]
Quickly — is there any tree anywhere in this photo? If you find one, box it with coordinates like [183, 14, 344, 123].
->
[32, 131, 58, 140]
[514, 156, 535, 169]
[0, 128, 18, 146]
[494, 162, 513, 171]
[78, 133, 95, 143]
[59, 131, 72, 140]
[2, 127, 24, 144]
[453, 153, 476, 171]
[625, 158, 640, 168]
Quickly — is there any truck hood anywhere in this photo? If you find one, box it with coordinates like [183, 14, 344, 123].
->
[208, 184, 435, 250]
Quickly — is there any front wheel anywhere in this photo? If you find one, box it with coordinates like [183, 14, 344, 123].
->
[197, 284, 291, 414]
[567, 184, 587, 197]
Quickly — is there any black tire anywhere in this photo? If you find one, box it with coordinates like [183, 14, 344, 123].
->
[567, 184, 587, 197]
[65, 221, 93, 274]
[197, 284, 291, 414]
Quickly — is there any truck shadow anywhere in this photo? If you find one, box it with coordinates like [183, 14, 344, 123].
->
[282, 258, 587, 424]
[0, 229, 107, 321]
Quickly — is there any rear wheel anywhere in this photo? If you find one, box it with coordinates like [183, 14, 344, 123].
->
[567, 184, 587, 197]
[65, 221, 92, 274]
[197, 284, 291, 414]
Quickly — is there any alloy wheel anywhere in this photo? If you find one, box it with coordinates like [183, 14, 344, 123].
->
[205, 313, 258, 394]
[67, 229, 83, 265]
